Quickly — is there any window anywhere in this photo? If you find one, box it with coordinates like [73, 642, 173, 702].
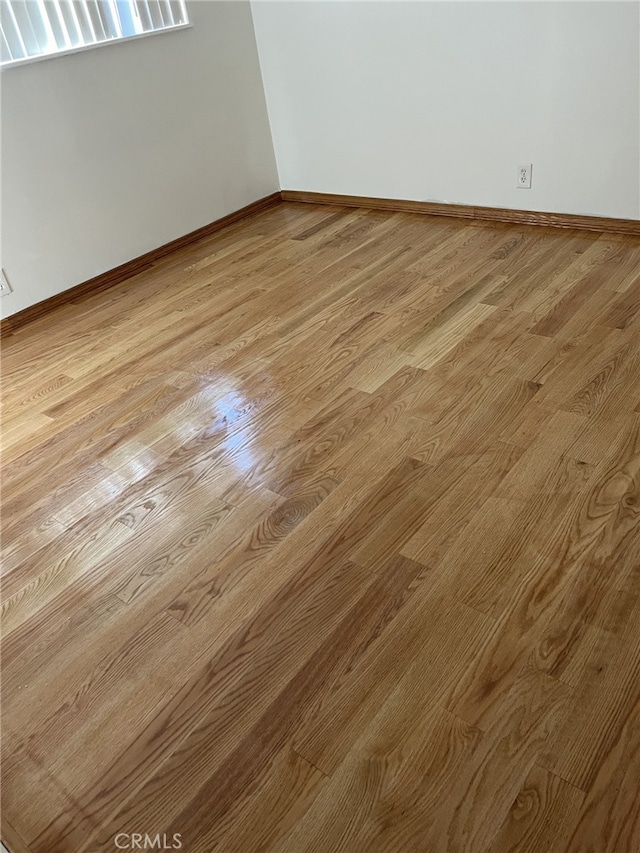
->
[1, 1, 189, 67]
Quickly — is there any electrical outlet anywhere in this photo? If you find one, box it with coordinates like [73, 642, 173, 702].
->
[0, 269, 12, 296]
[517, 163, 532, 189]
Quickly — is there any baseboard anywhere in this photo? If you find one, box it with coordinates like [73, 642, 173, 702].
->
[1, 818, 32, 853]
[4, 187, 638, 336]
[281, 190, 640, 237]
[0, 192, 281, 335]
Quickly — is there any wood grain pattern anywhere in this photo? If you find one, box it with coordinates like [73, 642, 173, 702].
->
[281, 190, 640, 236]
[0, 192, 281, 335]
[2, 201, 639, 852]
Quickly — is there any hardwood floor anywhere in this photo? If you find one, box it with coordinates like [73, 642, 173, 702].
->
[2, 201, 639, 853]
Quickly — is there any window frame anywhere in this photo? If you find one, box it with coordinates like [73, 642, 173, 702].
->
[0, 1, 191, 70]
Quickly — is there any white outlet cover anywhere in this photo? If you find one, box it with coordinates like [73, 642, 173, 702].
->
[0, 269, 12, 295]
[517, 163, 533, 189]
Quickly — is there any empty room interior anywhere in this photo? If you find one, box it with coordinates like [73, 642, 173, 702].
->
[2, 1, 640, 851]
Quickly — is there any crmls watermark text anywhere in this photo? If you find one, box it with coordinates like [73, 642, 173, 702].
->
[114, 833, 182, 849]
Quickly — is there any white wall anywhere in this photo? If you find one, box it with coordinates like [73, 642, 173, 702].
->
[252, 0, 640, 221]
[1, 1, 278, 318]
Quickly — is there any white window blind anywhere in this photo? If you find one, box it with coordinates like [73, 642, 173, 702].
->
[1, 0, 189, 66]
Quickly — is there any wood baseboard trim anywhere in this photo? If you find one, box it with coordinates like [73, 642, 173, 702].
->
[4, 188, 637, 336]
[0, 192, 282, 335]
[2, 817, 33, 853]
[281, 190, 640, 237]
